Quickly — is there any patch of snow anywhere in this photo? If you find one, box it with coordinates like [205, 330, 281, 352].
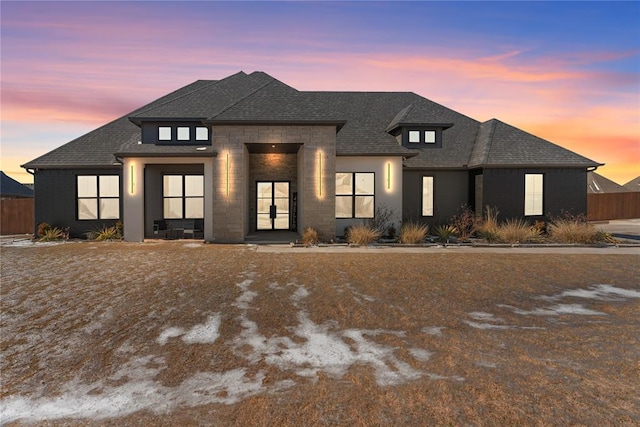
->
[464, 321, 511, 330]
[427, 373, 466, 381]
[409, 348, 433, 362]
[469, 312, 504, 322]
[476, 361, 497, 368]
[539, 284, 640, 302]
[182, 314, 221, 344]
[290, 286, 309, 302]
[182, 243, 202, 248]
[156, 327, 185, 346]
[421, 326, 444, 336]
[509, 304, 606, 316]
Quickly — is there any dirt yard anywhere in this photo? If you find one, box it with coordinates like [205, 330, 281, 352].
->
[1, 241, 639, 426]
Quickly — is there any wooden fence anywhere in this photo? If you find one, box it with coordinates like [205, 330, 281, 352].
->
[587, 192, 640, 221]
[0, 197, 34, 235]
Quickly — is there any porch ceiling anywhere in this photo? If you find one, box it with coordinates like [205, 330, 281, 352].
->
[245, 143, 302, 154]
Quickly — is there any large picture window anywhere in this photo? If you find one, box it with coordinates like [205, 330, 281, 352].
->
[422, 176, 434, 216]
[524, 174, 543, 216]
[163, 175, 204, 219]
[77, 175, 120, 220]
[335, 172, 375, 218]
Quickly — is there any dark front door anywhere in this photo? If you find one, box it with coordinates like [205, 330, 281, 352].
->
[256, 181, 290, 230]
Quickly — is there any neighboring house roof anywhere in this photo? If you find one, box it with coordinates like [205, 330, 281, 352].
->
[587, 172, 630, 193]
[623, 176, 640, 192]
[22, 71, 602, 171]
[0, 171, 34, 197]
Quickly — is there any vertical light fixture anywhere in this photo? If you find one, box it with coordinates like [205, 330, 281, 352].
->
[318, 152, 322, 196]
[130, 164, 134, 194]
[225, 152, 230, 197]
[387, 162, 391, 190]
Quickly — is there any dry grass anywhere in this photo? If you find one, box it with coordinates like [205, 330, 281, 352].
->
[548, 218, 600, 243]
[1, 243, 639, 426]
[346, 224, 381, 245]
[300, 226, 320, 246]
[398, 221, 428, 244]
[497, 218, 542, 243]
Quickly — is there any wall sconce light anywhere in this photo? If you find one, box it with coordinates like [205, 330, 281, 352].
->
[318, 152, 323, 197]
[130, 164, 134, 194]
[387, 162, 391, 190]
[225, 152, 230, 197]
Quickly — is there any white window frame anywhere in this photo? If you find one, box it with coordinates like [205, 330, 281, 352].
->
[77, 175, 120, 220]
[524, 174, 543, 216]
[158, 126, 171, 141]
[422, 176, 434, 216]
[195, 127, 209, 141]
[177, 126, 190, 141]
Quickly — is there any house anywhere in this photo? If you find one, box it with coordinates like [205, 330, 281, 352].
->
[1, 171, 35, 235]
[587, 172, 630, 194]
[22, 71, 602, 242]
[623, 176, 640, 192]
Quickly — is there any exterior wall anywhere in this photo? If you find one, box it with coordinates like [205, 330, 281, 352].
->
[143, 164, 204, 237]
[212, 125, 336, 242]
[248, 153, 298, 233]
[402, 169, 469, 226]
[123, 157, 213, 242]
[335, 156, 403, 237]
[479, 168, 588, 220]
[33, 168, 122, 238]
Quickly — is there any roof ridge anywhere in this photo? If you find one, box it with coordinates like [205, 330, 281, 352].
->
[131, 73, 248, 117]
[207, 75, 278, 120]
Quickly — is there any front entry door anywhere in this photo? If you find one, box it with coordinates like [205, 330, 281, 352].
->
[257, 181, 290, 230]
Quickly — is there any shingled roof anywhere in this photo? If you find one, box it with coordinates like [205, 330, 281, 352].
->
[0, 171, 34, 197]
[468, 119, 601, 168]
[22, 71, 601, 170]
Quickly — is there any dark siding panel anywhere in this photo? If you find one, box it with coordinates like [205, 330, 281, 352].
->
[403, 170, 469, 225]
[482, 168, 587, 220]
[34, 168, 122, 238]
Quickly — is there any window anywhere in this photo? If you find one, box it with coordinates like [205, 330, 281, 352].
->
[163, 175, 204, 219]
[408, 130, 421, 143]
[77, 175, 120, 220]
[177, 127, 190, 141]
[335, 172, 374, 218]
[424, 130, 436, 143]
[196, 127, 208, 141]
[159, 127, 171, 141]
[422, 176, 434, 216]
[524, 174, 543, 216]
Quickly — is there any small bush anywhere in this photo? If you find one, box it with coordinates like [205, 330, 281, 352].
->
[38, 227, 64, 242]
[548, 217, 598, 244]
[37, 222, 51, 237]
[450, 205, 477, 241]
[476, 206, 500, 242]
[398, 221, 428, 244]
[301, 226, 320, 246]
[364, 204, 396, 233]
[88, 225, 122, 241]
[434, 224, 458, 244]
[346, 224, 381, 245]
[497, 218, 542, 243]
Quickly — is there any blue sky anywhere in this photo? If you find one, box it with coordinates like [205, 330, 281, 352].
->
[1, 1, 638, 184]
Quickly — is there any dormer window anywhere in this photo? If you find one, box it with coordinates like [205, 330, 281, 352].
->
[195, 127, 208, 141]
[401, 127, 447, 148]
[177, 127, 190, 141]
[159, 127, 171, 141]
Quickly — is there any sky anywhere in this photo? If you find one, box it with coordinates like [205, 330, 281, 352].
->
[1, 1, 638, 185]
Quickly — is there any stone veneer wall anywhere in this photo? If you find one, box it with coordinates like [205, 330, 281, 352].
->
[211, 125, 336, 243]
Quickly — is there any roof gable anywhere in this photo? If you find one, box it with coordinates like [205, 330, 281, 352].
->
[1, 171, 34, 197]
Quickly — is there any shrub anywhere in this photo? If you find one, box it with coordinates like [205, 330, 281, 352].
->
[398, 221, 428, 244]
[497, 218, 542, 243]
[450, 205, 477, 241]
[37, 222, 51, 237]
[346, 224, 381, 245]
[434, 224, 458, 244]
[548, 215, 599, 244]
[301, 226, 320, 246]
[476, 206, 500, 242]
[38, 227, 65, 242]
[88, 224, 123, 241]
[364, 204, 396, 234]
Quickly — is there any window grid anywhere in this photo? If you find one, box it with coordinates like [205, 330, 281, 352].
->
[163, 175, 204, 219]
[335, 172, 375, 219]
[77, 175, 120, 220]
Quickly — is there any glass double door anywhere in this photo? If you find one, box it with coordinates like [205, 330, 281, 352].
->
[256, 181, 290, 230]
